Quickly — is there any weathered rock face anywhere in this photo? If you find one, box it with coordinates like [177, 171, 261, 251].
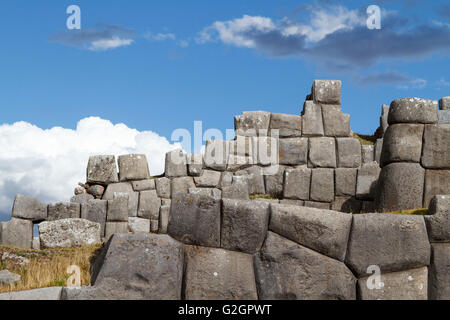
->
[103, 182, 139, 217]
[322, 108, 350, 137]
[1, 218, 33, 249]
[309, 137, 336, 168]
[265, 165, 285, 197]
[310, 168, 334, 203]
[118, 154, 151, 181]
[440, 97, 450, 110]
[221, 199, 270, 254]
[131, 179, 155, 192]
[269, 205, 352, 261]
[278, 138, 308, 165]
[0, 287, 62, 301]
[70, 194, 94, 204]
[438, 110, 450, 124]
[189, 187, 222, 200]
[12, 195, 47, 222]
[380, 124, 424, 166]
[90, 233, 184, 300]
[283, 168, 311, 200]
[194, 170, 221, 188]
[254, 232, 356, 300]
[0, 270, 21, 286]
[421, 124, 450, 169]
[165, 149, 187, 178]
[104, 222, 129, 239]
[356, 162, 381, 200]
[345, 214, 430, 277]
[106, 193, 128, 222]
[361, 145, 374, 164]
[425, 195, 450, 242]
[171, 177, 196, 197]
[81, 200, 107, 237]
[47, 202, 80, 221]
[128, 217, 150, 233]
[312, 80, 341, 105]
[269, 113, 302, 137]
[358, 267, 428, 300]
[235, 111, 271, 136]
[87, 185, 105, 198]
[429, 243, 450, 300]
[187, 154, 204, 177]
[335, 168, 357, 196]
[168, 193, 221, 247]
[86, 155, 118, 185]
[221, 176, 250, 200]
[302, 101, 324, 137]
[388, 98, 438, 125]
[235, 166, 265, 195]
[204, 140, 229, 171]
[39, 218, 101, 248]
[183, 246, 258, 300]
[137, 190, 161, 220]
[336, 138, 361, 168]
[155, 177, 171, 198]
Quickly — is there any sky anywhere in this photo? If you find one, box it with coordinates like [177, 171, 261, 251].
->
[0, 0, 449, 219]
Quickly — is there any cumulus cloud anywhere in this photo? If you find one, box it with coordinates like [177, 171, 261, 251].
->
[0, 117, 181, 220]
[49, 24, 135, 51]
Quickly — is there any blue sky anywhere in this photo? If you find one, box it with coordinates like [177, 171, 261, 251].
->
[0, 0, 450, 219]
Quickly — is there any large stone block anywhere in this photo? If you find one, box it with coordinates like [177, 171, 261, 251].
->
[235, 166, 265, 195]
[221, 176, 250, 200]
[388, 98, 438, 125]
[128, 217, 150, 233]
[39, 218, 101, 248]
[227, 154, 253, 172]
[302, 101, 324, 137]
[229, 135, 253, 157]
[168, 193, 221, 247]
[131, 179, 155, 192]
[310, 168, 334, 203]
[204, 140, 229, 171]
[335, 168, 357, 196]
[336, 138, 361, 168]
[312, 80, 341, 105]
[278, 138, 308, 165]
[184, 246, 258, 300]
[309, 137, 336, 168]
[81, 200, 107, 237]
[252, 136, 278, 166]
[171, 177, 196, 197]
[103, 182, 139, 217]
[186, 154, 204, 177]
[322, 108, 350, 137]
[0, 287, 63, 301]
[438, 110, 450, 124]
[264, 165, 285, 197]
[155, 177, 171, 199]
[159, 205, 170, 234]
[254, 232, 356, 300]
[345, 214, 430, 277]
[380, 124, 424, 166]
[374, 138, 383, 164]
[424, 170, 450, 208]
[270, 204, 352, 261]
[221, 199, 270, 254]
[234, 111, 271, 136]
[105, 222, 129, 239]
[304, 201, 331, 210]
[1, 218, 33, 249]
[283, 168, 311, 200]
[361, 145, 374, 164]
[332, 196, 362, 213]
[137, 190, 161, 220]
[189, 187, 222, 200]
[358, 267, 428, 300]
[425, 195, 450, 242]
[107, 193, 128, 222]
[376, 163, 424, 211]
[269, 113, 302, 137]
[194, 170, 221, 188]
[165, 149, 187, 178]
[118, 154, 151, 181]
[421, 124, 450, 169]
[0, 270, 21, 286]
[12, 195, 47, 222]
[47, 202, 80, 221]
[70, 194, 94, 204]
[356, 162, 381, 200]
[440, 97, 450, 110]
[429, 243, 450, 300]
[86, 155, 118, 185]
[381, 104, 390, 134]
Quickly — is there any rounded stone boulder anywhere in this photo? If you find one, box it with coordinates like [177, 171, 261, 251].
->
[388, 98, 438, 125]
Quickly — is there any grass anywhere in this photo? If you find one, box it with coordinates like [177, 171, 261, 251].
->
[250, 194, 280, 200]
[0, 243, 103, 293]
[384, 208, 429, 216]
[353, 132, 377, 145]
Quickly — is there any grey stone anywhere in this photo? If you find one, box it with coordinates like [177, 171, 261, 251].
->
[345, 213, 430, 277]
[438, 110, 450, 124]
[254, 232, 356, 300]
[304, 201, 331, 210]
[0, 287, 62, 300]
[105, 222, 128, 239]
[81, 200, 107, 237]
[47, 202, 80, 221]
[161, 198, 171, 207]
[302, 101, 324, 137]
[270, 204, 352, 261]
[381, 104, 390, 134]
[187, 154, 203, 177]
[221, 176, 250, 200]
[1, 218, 33, 249]
[376, 163, 424, 212]
[171, 177, 196, 197]
[150, 220, 158, 233]
[103, 182, 139, 217]
[310, 168, 334, 203]
[189, 187, 222, 200]
[118, 154, 151, 181]
[421, 124, 450, 169]
[429, 243, 450, 300]
[155, 177, 171, 199]
[194, 170, 221, 187]
[229, 135, 253, 157]
[32, 236, 40, 250]
[226, 154, 253, 172]
[424, 170, 450, 207]
[12, 194, 47, 222]
[252, 136, 278, 166]
[91, 233, 184, 300]
[332, 196, 362, 213]
[235, 166, 265, 195]
[131, 179, 155, 192]
[380, 124, 424, 166]
[361, 145, 374, 164]
[269, 113, 302, 137]
[309, 137, 337, 168]
[204, 140, 229, 171]
[388, 98, 438, 125]
[356, 162, 381, 200]
[322, 108, 350, 137]
[165, 149, 187, 178]
[184, 246, 258, 300]
[336, 138, 361, 168]
[168, 193, 221, 247]
[106, 193, 128, 222]
[312, 80, 341, 105]
[280, 199, 304, 206]
[253, 198, 279, 204]
[264, 165, 285, 197]
[440, 97, 450, 110]
[137, 190, 161, 220]
[375, 139, 383, 164]
[335, 168, 357, 196]
[158, 205, 170, 234]
[219, 171, 233, 189]
[87, 185, 105, 198]
[86, 155, 118, 185]
[39, 218, 101, 248]
[279, 138, 308, 165]
[70, 194, 94, 204]
[283, 168, 311, 200]
[362, 201, 377, 213]
[234, 111, 271, 136]
[128, 217, 150, 233]
[358, 267, 428, 300]
[425, 195, 450, 242]
[0, 270, 21, 286]
[221, 199, 270, 254]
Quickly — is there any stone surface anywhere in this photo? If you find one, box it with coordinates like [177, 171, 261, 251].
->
[440, 97, 450, 110]
[270, 204, 352, 261]
[425, 195, 450, 242]
[118, 154, 151, 181]
[184, 246, 258, 300]
[47, 202, 80, 221]
[39, 218, 101, 248]
[70, 194, 94, 204]
[107, 193, 129, 222]
[252, 136, 278, 166]
[0, 270, 21, 286]
[345, 213, 430, 277]
[128, 217, 150, 233]
[91, 233, 184, 300]
[254, 232, 356, 300]
[227, 155, 253, 172]
[438, 110, 450, 124]
[234, 111, 271, 136]
[168, 193, 221, 247]
[171, 177, 196, 197]
[336, 138, 361, 168]
[376, 163, 424, 211]
[229, 135, 253, 158]
[310, 168, 334, 203]
[312, 80, 341, 105]
[280, 199, 304, 206]
[380, 124, 424, 166]
[358, 267, 428, 300]
[304, 201, 331, 210]
[165, 149, 187, 178]
[235, 166, 265, 195]
[269, 113, 302, 137]
[421, 124, 450, 169]
[264, 165, 285, 197]
[1, 218, 33, 249]
[87, 185, 105, 198]
[103, 182, 139, 217]
[137, 190, 161, 220]
[381, 104, 390, 134]
[374, 138, 383, 164]
[302, 101, 324, 137]
[204, 140, 229, 171]
[221, 176, 250, 200]
[335, 168, 357, 196]
[388, 98, 438, 124]
[356, 162, 381, 200]
[309, 137, 336, 168]
[12, 194, 47, 222]
[131, 179, 155, 192]
[424, 170, 450, 208]
[278, 138, 308, 165]
[361, 145, 374, 164]
[32, 237, 40, 250]
[429, 243, 450, 300]
[322, 108, 350, 137]
[189, 187, 222, 200]
[81, 200, 107, 237]
[283, 168, 311, 200]
[332, 196, 362, 213]
[194, 170, 221, 187]
[155, 177, 171, 199]
[86, 155, 118, 185]
[159, 205, 170, 234]
[187, 154, 204, 177]
[105, 222, 129, 239]
[0, 287, 62, 300]
[221, 199, 270, 254]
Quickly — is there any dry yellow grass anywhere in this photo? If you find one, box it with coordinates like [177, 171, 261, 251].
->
[384, 208, 429, 216]
[0, 244, 103, 293]
[353, 132, 376, 145]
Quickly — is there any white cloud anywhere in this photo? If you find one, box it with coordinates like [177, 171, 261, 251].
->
[0, 117, 181, 220]
[89, 36, 134, 51]
[144, 32, 176, 41]
[397, 78, 427, 90]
